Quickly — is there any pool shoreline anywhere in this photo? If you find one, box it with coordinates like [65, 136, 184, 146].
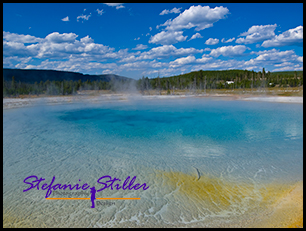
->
[3, 94, 303, 110]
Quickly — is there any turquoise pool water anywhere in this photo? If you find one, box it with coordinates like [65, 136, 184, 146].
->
[3, 98, 303, 227]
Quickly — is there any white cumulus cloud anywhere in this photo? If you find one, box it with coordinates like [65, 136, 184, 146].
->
[170, 55, 196, 68]
[119, 44, 203, 62]
[149, 30, 187, 45]
[209, 45, 248, 57]
[151, 5, 229, 45]
[103, 3, 125, 10]
[236, 24, 277, 44]
[160, 7, 182, 15]
[61, 16, 69, 22]
[3, 31, 43, 44]
[80, 35, 94, 44]
[77, 13, 91, 22]
[205, 38, 219, 45]
[244, 48, 303, 71]
[188, 33, 203, 41]
[132, 44, 148, 50]
[45, 32, 78, 43]
[96, 9, 104, 15]
[261, 26, 303, 47]
[161, 5, 229, 31]
[221, 37, 235, 43]
[3, 31, 116, 61]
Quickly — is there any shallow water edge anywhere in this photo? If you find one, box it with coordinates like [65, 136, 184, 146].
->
[3, 94, 303, 110]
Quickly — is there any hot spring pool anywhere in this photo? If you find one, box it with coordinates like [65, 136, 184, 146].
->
[3, 98, 303, 227]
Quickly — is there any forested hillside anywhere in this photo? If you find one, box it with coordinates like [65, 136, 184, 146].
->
[3, 68, 135, 97]
[3, 68, 303, 97]
[137, 69, 303, 94]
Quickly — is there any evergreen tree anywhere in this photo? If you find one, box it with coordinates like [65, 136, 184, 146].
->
[12, 76, 16, 92]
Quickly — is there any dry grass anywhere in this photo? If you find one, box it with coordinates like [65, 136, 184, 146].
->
[142, 86, 303, 97]
[4, 86, 303, 99]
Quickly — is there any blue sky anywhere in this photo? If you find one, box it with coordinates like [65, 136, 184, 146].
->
[3, 3, 303, 79]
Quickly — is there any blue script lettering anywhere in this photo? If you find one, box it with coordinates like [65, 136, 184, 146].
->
[97, 175, 149, 191]
[23, 175, 149, 198]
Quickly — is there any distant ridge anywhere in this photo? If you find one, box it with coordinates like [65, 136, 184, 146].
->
[3, 68, 134, 84]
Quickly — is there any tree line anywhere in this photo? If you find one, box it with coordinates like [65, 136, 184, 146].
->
[3, 68, 303, 97]
[3, 77, 133, 97]
[137, 69, 303, 94]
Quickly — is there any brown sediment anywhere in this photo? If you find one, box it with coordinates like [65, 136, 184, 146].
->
[3, 212, 36, 228]
[157, 170, 291, 209]
[156, 170, 303, 228]
[248, 181, 303, 228]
